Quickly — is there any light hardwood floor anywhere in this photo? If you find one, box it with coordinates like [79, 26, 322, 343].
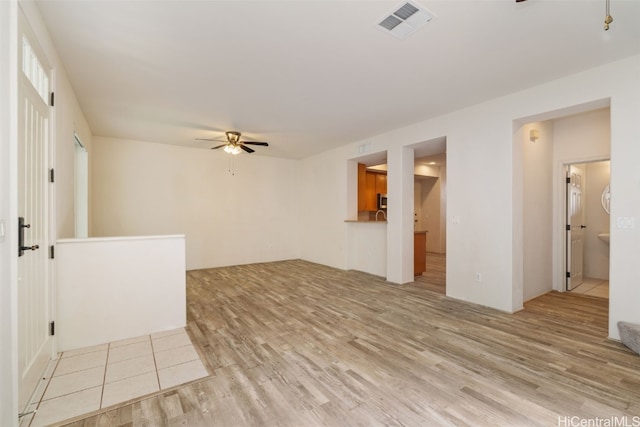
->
[415, 252, 446, 294]
[61, 260, 639, 426]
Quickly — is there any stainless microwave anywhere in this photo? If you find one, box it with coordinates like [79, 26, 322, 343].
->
[377, 193, 387, 210]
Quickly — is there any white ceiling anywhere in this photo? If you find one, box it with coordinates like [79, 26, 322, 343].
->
[35, 0, 640, 159]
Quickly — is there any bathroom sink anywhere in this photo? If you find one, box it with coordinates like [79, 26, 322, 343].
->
[597, 233, 610, 244]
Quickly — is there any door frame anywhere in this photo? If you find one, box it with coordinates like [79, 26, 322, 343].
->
[16, 4, 57, 414]
[0, 0, 20, 424]
[556, 156, 610, 293]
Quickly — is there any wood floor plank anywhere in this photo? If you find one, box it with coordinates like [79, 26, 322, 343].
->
[61, 259, 640, 426]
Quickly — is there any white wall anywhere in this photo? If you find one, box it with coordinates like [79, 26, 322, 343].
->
[522, 121, 554, 301]
[304, 105, 518, 309]
[346, 223, 387, 277]
[608, 60, 640, 339]
[54, 72, 93, 238]
[91, 137, 302, 270]
[584, 161, 610, 280]
[300, 55, 640, 339]
[439, 165, 447, 254]
[299, 147, 354, 270]
[386, 146, 415, 284]
[56, 235, 186, 351]
[553, 108, 610, 162]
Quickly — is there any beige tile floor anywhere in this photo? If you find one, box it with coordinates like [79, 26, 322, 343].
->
[570, 277, 609, 299]
[22, 328, 208, 427]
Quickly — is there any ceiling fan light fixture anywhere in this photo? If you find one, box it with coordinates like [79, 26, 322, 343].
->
[198, 130, 268, 155]
[223, 144, 242, 155]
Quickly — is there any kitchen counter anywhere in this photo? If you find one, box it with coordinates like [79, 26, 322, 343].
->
[344, 220, 387, 223]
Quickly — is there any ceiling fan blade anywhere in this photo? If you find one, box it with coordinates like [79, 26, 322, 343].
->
[240, 144, 255, 154]
[211, 144, 227, 150]
[242, 141, 269, 146]
[196, 137, 225, 142]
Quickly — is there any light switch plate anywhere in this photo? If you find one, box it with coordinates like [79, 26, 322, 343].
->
[617, 216, 635, 229]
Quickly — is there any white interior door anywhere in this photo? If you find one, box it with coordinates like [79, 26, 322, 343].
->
[566, 165, 585, 291]
[17, 13, 53, 410]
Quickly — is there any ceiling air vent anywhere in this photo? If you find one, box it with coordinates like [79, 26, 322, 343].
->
[378, 1, 434, 39]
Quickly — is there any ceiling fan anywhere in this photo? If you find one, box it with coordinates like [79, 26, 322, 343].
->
[196, 131, 269, 154]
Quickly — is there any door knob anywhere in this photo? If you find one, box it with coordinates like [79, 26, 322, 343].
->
[580, 225, 587, 229]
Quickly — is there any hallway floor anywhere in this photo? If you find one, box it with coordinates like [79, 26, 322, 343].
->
[570, 277, 609, 299]
[22, 328, 208, 427]
[414, 252, 446, 294]
[414, 253, 610, 302]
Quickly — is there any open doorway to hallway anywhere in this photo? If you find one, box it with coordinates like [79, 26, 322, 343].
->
[565, 160, 610, 299]
[518, 104, 610, 336]
[414, 154, 446, 295]
[520, 106, 610, 304]
[412, 142, 446, 295]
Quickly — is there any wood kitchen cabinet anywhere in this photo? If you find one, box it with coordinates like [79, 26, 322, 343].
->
[358, 163, 367, 210]
[414, 231, 427, 276]
[358, 163, 387, 212]
[364, 172, 377, 211]
[375, 173, 387, 195]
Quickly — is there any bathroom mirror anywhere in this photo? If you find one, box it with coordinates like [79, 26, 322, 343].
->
[601, 184, 611, 215]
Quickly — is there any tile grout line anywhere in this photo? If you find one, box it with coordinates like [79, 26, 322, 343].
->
[99, 343, 111, 409]
[149, 334, 162, 391]
[26, 355, 63, 427]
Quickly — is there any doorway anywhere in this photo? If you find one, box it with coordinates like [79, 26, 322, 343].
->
[412, 142, 447, 295]
[413, 153, 447, 295]
[519, 105, 610, 305]
[565, 160, 610, 298]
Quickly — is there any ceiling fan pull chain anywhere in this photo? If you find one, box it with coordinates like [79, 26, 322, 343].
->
[604, 0, 613, 30]
[228, 155, 235, 176]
